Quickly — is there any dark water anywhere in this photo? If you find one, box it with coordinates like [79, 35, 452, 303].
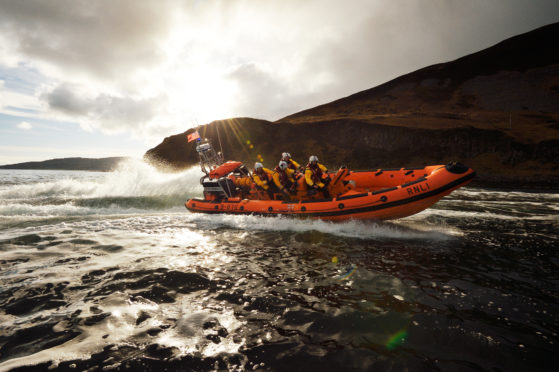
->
[0, 166, 558, 371]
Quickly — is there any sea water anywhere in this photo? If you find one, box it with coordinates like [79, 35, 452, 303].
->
[0, 160, 558, 371]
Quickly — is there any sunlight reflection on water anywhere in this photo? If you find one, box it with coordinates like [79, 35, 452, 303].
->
[1, 169, 558, 371]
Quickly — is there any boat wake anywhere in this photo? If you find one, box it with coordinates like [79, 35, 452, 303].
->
[0, 159, 202, 229]
[182, 213, 457, 241]
[0, 159, 202, 200]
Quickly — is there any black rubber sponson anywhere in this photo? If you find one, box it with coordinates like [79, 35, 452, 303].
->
[445, 162, 469, 174]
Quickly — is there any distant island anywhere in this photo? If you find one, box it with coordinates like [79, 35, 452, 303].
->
[145, 22, 559, 188]
[0, 157, 129, 171]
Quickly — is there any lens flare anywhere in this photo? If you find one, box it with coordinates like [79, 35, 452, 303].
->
[338, 264, 356, 280]
[386, 330, 407, 350]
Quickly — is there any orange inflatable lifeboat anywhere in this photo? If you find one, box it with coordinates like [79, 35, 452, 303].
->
[185, 140, 475, 221]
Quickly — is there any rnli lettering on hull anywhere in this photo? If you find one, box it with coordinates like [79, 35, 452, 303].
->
[407, 182, 430, 196]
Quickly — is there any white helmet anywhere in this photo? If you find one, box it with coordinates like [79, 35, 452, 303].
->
[254, 162, 263, 170]
[309, 155, 318, 163]
[278, 161, 288, 170]
[281, 152, 291, 160]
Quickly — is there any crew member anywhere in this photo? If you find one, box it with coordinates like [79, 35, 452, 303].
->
[305, 155, 330, 198]
[280, 152, 301, 172]
[233, 165, 253, 198]
[273, 160, 297, 200]
[253, 162, 275, 199]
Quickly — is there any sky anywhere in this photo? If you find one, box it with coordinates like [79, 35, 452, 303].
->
[1, 0, 558, 165]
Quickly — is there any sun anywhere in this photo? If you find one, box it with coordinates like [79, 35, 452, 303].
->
[164, 64, 237, 126]
[157, 17, 240, 127]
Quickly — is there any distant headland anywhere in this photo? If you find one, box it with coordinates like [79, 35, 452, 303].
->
[0, 157, 129, 172]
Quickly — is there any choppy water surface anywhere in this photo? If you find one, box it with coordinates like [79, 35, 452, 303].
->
[0, 162, 558, 371]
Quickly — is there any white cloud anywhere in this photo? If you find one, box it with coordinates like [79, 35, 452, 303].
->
[42, 83, 169, 135]
[225, 63, 290, 119]
[0, 88, 43, 113]
[0, 0, 174, 83]
[16, 121, 32, 130]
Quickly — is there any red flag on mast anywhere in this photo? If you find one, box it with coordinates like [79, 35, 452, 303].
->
[187, 131, 200, 142]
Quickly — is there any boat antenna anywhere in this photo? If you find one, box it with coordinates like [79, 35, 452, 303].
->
[216, 121, 224, 158]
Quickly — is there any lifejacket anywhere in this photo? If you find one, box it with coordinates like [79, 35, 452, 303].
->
[306, 163, 323, 184]
[274, 166, 288, 185]
[273, 167, 295, 189]
[234, 177, 252, 188]
[253, 168, 273, 189]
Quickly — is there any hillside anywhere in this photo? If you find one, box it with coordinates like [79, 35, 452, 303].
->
[0, 157, 129, 171]
[145, 23, 559, 187]
[279, 22, 559, 144]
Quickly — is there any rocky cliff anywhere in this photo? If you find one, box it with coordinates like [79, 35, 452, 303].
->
[145, 23, 559, 187]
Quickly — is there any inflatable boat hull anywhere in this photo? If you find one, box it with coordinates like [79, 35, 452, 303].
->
[186, 163, 475, 221]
